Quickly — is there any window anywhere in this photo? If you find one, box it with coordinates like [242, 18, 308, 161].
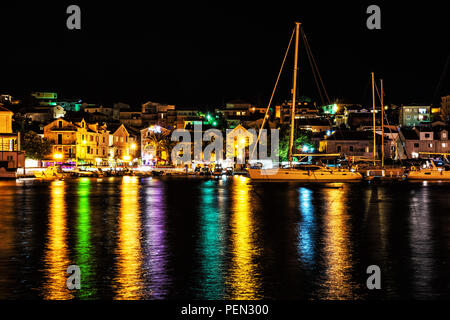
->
[58, 134, 62, 145]
[425, 133, 430, 138]
[349, 146, 354, 152]
[414, 143, 419, 148]
[337, 146, 342, 152]
[58, 121, 62, 128]
[428, 143, 433, 148]
[443, 143, 447, 148]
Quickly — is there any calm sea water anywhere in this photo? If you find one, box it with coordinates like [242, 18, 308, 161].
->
[0, 176, 449, 300]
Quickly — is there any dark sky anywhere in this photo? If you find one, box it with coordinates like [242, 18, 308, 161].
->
[1, 1, 449, 109]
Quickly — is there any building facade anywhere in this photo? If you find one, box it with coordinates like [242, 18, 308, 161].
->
[44, 118, 109, 165]
[400, 105, 431, 127]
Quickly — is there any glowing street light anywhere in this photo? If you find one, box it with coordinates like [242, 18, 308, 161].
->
[53, 153, 63, 160]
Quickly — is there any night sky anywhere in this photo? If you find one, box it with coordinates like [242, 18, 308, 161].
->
[1, 1, 449, 109]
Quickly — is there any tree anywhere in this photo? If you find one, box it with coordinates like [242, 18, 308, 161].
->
[21, 131, 52, 160]
[278, 125, 314, 162]
[145, 133, 177, 163]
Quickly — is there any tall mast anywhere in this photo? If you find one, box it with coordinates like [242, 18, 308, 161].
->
[288, 22, 301, 163]
[381, 79, 384, 168]
[371, 72, 376, 166]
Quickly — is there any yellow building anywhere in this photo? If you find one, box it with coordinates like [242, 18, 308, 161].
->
[0, 106, 13, 133]
[226, 124, 255, 169]
[109, 124, 138, 164]
[44, 118, 110, 165]
[0, 105, 24, 176]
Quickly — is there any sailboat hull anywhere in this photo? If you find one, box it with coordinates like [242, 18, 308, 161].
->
[408, 170, 450, 180]
[248, 168, 363, 181]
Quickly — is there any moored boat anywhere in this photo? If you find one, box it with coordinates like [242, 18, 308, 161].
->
[408, 159, 450, 181]
[34, 166, 64, 179]
[249, 165, 362, 181]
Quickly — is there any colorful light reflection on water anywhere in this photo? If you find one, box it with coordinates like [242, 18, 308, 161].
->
[0, 178, 449, 299]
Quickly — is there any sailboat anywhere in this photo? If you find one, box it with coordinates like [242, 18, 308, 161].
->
[248, 22, 362, 181]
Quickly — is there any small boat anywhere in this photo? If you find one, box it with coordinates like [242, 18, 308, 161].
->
[408, 159, 450, 181]
[34, 166, 64, 179]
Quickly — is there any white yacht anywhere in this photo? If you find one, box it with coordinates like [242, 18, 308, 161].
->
[248, 165, 362, 181]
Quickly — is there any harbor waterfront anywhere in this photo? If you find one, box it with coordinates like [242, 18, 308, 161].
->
[0, 176, 449, 300]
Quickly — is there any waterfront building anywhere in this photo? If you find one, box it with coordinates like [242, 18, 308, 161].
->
[296, 118, 331, 133]
[276, 99, 320, 124]
[226, 124, 254, 168]
[401, 127, 450, 158]
[320, 130, 394, 159]
[119, 110, 142, 127]
[43, 118, 109, 165]
[399, 105, 431, 127]
[175, 110, 204, 129]
[24, 105, 66, 123]
[441, 95, 450, 119]
[141, 101, 177, 129]
[31, 92, 58, 106]
[0, 105, 25, 176]
[216, 100, 267, 129]
[108, 124, 139, 165]
[84, 104, 112, 117]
